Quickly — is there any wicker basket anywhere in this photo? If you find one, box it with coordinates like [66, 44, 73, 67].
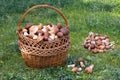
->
[17, 5, 70, 68]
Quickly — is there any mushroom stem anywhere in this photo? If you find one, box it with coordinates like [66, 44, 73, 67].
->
[67, 64, 75, 68]
[80, 62, 85, 68]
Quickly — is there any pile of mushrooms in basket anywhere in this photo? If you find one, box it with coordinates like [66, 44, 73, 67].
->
[20, 22, 69, 42]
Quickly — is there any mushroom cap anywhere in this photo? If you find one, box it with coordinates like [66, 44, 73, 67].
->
[77, 58, 85, 63]
[25, 23, 34, 29]
[57, 23, 62, 29]
[72, 67, 79, 73]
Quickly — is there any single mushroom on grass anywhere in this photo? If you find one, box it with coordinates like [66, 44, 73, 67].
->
[72, 67, 82, 73]
[77, 58, 85, 68]
[85, 64, 94, 73]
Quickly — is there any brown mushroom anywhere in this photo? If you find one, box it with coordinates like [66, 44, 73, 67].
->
[50, 26, 59, 34]
[25, 23, 34, 29]
[60, 28, 69, 35]
[84, 44, 90, 49]
[29, 25, 38, 34]
[43, 32, 49, 41]
[72, 67, 82, 73]
[57, 32, 63, 38]
[99, 45, 105, 50]
[90, 44, 95, 49]
[77, 58, 85, 68]
[96, 39, 102, 46]
[85, 64, 94, 73]
[42, 26, 49, 32]
[57, 23, 62, 29]
[36, 35, 44, 42]
[38, 23, 43, 30]
[49, 34, 56, 40]
[33, 35, 38, 39]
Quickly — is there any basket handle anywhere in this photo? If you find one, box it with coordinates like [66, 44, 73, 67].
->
[18, 5, 69, 30]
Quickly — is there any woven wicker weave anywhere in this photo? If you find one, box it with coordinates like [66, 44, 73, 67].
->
[17, 5, 70, 68]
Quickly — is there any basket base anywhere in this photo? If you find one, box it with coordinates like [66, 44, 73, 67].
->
[21, 52, 67, 69]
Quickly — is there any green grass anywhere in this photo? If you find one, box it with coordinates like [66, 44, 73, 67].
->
[0, 0, 120, 80]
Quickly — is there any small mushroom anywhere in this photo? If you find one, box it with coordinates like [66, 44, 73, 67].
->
[42, 26, 48, 32]
[57, 23, 62, 29]
[36, 33, 44, 42]
[77, 58, 85, 68]
[84, 44, 90, 49]
[89, 32, 94, 37]
[23, 32, 29, 36]
[43, 32, 49, 41]
[96, 39, 102, 46]
[99, 45, 105, 50]
[67, 64, 75, 68]
[90, 44, 95, 49]
[92, 48, 99, 53]
[36, 36, 44, 42]
[25, 23, 34, 29]
[33, 35, 38, 39]
[38, 23, 43, 30]
[72, 67, 82, 73]
[91, 40, 96, 44]
[22, 29, 28, 32]
[98, 50, 104, 53]
[49, 34, 56, 40]
[57, 32, 63, 38]
[94, 36, 99, 40]
[50, 26, 59, 34]
[29, 25, 38, 34]
[22, 29, 29, 36]
[60, 28, 69, 35]
[85, 64, 94, 73]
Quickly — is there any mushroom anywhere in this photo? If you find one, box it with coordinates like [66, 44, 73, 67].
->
[67, 64, 75, 68]
[22, 29, 28, 32]
[99, 45, 105, 50]
[25, 23, 34, 29]
[33, 35, 38, 39]
[96, 39, 102, 46]
[94, 36, 99, 40]
[91, 40, 96, 44]
[57, 23, 62, 29]
[29, 25, 38, 34]
[72, 67, 82, 73]
[92, 48, 99, 53]
[38, 23, 43, 30]
[85, 64, 94, 73]
[89, 32, 94, 37]
[49, 34, 56, 40]
[49, 25, 59, 34]
[36, 32, 44, 42]
[60, 28, 69, 35]
[57, 32, 63, 38]
[77, 58, 85, 68]
[90, 44, 95, 49]
[42, 26, 48, 32]
[22, 29, 29, 36]
[84, 44, 90, 49]
[23, 32, 29, 36]
[43, 32, 49, 41]
[28, 33, 34, 39]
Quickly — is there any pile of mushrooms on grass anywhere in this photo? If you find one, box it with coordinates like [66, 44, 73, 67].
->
[83, 32, 115, 54]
